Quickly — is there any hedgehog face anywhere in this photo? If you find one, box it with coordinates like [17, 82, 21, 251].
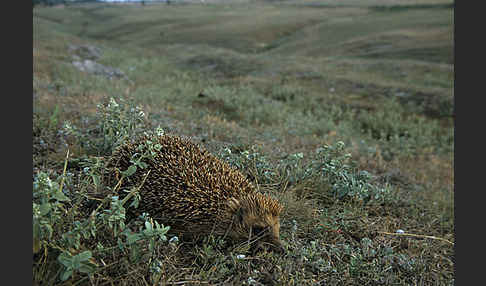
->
[245, 213, 282, 248]
[227, 193, 284, 252]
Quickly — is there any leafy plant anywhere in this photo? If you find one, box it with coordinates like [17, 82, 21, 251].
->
[221, 141, 392, 205]
[57, 251, 97, 281]
[120, 126, 166, 178]
[62, 97, 148, 156]
[219, 144, 275, 184]
[356, 98, 453, 155]
[311, 142, 392, 204]
[33, 172, 71, 254]
[33, 133, 172, 283]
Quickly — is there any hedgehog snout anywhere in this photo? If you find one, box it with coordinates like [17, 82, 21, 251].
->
[250, 224, 284, 253]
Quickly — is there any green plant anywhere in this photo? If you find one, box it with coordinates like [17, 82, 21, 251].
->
[62, 97, 148, 156]
[277, 142, 392, 204]
[57, 251, 97, 281]
[311, 142, 392, 204]
[356, 98, 453, 155]
[120, 126, 166, 179]
[268, 84, 306, 102]
[218, 144, 275, 184]
[33, 172, 71, 254]
[218, 141, 392, 205]
[33, 144, 171, 283]
[48, 104, 60, 130]
[194, 236, 232, 281]
[120, 214, 170, 285]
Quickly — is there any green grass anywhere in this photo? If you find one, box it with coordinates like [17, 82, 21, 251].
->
[33, 1, 454, 284]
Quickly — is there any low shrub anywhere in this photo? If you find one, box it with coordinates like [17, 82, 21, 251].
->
[61, 97, 149, 156]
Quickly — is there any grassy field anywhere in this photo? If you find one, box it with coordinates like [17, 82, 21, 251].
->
[33, 0, 454, 284]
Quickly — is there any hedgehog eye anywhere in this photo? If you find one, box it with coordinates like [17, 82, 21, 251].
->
[252, 226, 266, 236]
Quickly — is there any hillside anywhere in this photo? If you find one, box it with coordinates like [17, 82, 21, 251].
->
[33, 0, 454, 284]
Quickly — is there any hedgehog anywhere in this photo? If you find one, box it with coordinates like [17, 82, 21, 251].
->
[105, 133, 284, 251]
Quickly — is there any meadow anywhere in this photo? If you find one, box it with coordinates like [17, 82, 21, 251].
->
[33, 0, 454, 284]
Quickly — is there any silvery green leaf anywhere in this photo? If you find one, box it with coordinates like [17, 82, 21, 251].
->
[39, 203, 51, 216]
[78, 263, 95, 274]
[60, 269, 73, 281]
[58, 252, 73, 268]
[53, 190, 70, 202]
[77, 251, 92, 262]
[122, 165, 137, 177]
[145, 221, 152, 230]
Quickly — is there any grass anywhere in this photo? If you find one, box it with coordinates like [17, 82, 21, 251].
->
[33, 0, 454, 284]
